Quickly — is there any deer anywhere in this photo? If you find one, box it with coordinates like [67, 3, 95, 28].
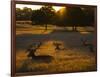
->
[81, 38, 94, 52]
[53, 42, 65, 51]
[26, 42, 42, 52]
[26, 42, 54, 63]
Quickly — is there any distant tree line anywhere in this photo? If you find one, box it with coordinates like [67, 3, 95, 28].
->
[16, 7, 32, 20]
[16, 5, 95, 31]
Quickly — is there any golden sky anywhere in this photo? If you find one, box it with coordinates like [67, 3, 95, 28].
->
[16, 4, 65, 12]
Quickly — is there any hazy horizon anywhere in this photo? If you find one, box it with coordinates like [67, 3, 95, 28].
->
[16, 4, 65, 11]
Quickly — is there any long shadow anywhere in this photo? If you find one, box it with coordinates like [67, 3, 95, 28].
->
[16, 29, 94, 51]
[51, 29, 95, 51]
[16, 33, 51, 51]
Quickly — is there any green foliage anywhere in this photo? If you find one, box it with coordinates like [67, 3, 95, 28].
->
[82, 7, 95, 26]
[31, 6, 56, 25]
[16, 7, 32, 20]
[16, 6, 95, 29]
[56, 7, 86, 26]
[31, 5, 56, 30]
[55, 6, 95, 31]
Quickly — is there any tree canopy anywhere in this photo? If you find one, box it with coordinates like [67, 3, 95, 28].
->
[55, 6, 95, 30]
[16, 7, 32, 20]
[31, 5, 56, 30]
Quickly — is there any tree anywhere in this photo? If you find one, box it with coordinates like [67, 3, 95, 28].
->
[31, 10, 45, 24]
[31, 5, 56, 30]
[16, 7, 32, 21]
[21, 7, 32, 20]
[56, 7, 86, 31]
[65, 7, 86, 31]
[81, 7, 95, 27]
[16, 8, 22, 20]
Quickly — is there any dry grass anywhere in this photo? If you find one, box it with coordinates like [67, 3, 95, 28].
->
[16, 24, 96, 74]
[16, 49, 96, 73]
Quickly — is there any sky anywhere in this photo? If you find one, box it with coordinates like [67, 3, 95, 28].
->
[16, 4, 65, 12]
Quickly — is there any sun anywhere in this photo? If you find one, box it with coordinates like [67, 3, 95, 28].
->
[53, 6, 65, 12]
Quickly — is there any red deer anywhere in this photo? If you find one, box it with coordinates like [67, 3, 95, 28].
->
[53, 42, 65, 51]
[26, 42, 54, 63]
[81, 38, 94, 52]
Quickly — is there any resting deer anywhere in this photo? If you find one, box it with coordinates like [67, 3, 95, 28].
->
[27, 42, 54, 63]
[81, 38, 94, 52]
[53, 42, 65, 51]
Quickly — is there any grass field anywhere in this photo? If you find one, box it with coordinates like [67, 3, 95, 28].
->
[16, 24, 96, 74]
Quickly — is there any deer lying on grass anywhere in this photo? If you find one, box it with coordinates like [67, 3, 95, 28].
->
[53, 42, 65, 51]
[27, 42, 54, 63]
[81, 38, 94, 52]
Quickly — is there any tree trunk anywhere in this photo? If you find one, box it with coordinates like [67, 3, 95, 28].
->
[45, 24, 47, 30]
[74, 26, 77, 31]
[72, 27, 74, 31]
[72, 26, 77, 31]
